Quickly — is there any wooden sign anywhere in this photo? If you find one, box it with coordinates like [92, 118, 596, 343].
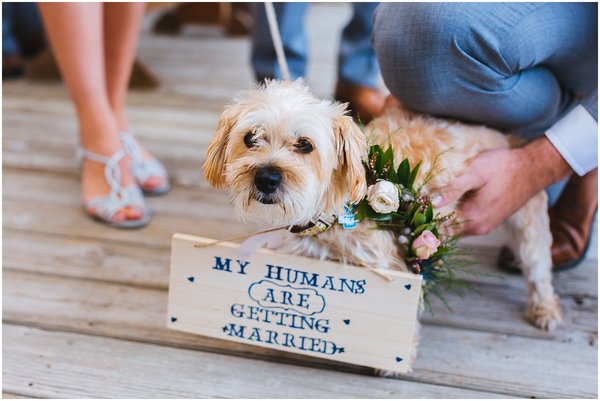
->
[167, 233, 422, 373]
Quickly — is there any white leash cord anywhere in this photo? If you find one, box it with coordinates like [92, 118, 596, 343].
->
[264, 2, 291, 81]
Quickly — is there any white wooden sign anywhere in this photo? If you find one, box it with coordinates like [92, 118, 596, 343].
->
[167, 233, 422, 373]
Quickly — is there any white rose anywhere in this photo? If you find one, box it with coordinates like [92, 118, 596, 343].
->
[367, 180, 400, 214]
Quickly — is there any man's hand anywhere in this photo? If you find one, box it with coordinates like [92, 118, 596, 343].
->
[432, 137, 573, 236]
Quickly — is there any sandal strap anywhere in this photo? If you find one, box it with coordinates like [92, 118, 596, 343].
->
[78, 147, 127, 198]
[132, 158, 167, 183]
[86, 184, 149, 223]
[120, 131, 168, 184]
[77, 146, 150, 223]
[121, 131, 143, 166]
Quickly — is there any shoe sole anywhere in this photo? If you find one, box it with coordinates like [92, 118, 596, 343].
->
[142, 183, 171, 197]
[88, 209, 152, 229]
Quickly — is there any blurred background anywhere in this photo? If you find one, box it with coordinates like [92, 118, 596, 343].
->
[3, 2, 382, 97]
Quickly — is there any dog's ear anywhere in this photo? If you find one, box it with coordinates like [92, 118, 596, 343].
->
[203, 107, 238, 188]
[333, 114, 368, 205]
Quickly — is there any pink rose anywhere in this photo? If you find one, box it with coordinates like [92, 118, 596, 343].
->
[412, 230, 441, 260]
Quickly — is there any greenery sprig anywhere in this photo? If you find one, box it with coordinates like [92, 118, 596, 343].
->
[353, 144, 475, 311]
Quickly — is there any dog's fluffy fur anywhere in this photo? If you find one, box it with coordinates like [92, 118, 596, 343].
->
[203, 79, 561, 372]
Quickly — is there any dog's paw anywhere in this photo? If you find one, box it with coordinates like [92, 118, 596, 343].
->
[374, 368, 410, 378]
[526, 296, 563, 331]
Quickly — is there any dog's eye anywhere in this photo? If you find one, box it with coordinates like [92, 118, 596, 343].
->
[294, 138, 314, 154]
[244, 132, 256, 148]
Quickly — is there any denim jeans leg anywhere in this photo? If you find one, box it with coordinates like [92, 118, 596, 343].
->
[337, 2, 380, 88]
[2, 3, 18, 56]
[372, 3, 597, 136]
[251, 2, 309, 81]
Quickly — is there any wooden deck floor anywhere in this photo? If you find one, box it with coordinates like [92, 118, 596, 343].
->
[3, 4, 598, 398]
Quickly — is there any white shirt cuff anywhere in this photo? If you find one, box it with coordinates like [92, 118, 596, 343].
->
[545, 105, 598, 176]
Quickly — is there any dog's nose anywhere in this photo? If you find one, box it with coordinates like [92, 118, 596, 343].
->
[254, 166, 282, 194]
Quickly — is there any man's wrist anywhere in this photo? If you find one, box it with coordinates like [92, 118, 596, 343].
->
[517, 137, 573, 191]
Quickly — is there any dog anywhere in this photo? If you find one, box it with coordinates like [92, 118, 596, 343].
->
[203, 79, 561, 372]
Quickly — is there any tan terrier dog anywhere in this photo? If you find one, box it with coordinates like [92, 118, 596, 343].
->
[203, 80, 561, 371]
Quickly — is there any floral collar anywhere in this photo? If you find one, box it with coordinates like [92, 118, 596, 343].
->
[290, 144, 472, 311]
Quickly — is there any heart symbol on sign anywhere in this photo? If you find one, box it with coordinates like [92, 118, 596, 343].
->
[343, 319, 350, 325]
[187, 276, 195, 283]
[404, 284, 411, 290]
[171, 317, 177, 323]
[395, 357, 403, 362]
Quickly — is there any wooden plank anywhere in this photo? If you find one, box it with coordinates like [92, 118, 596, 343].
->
[3, 230, 170, 288]
[3, 325, 509, 399]
[2, 80, 230, 110]
[1, 393, 32, 399]
[3, 270, 596, 397]
[167, 234, 422, 373]
[2, 198, 250, 249]
[2, 94, 224, 137]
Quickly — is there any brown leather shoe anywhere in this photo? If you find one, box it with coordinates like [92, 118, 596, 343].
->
[550, 168, 597, 270]
[382, 94, 403, 112]
[335, 81, 385, 124]
[3, 53, 24, 79]
[498, 169, 598, 272]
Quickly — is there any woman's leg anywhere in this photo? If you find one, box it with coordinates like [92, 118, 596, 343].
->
[39, 3, 141, 221]
[103, 2, 144, 131]
[103, 2, 165, 191]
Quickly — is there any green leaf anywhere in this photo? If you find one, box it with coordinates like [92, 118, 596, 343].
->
[397, 159, 410, 186]
[356, 201, 393, 221]
[382, 146, 394, 166]
[425, 202, 433, 222]
[374, 147, 384, 173]
[413, 223, 431, 235]
[411, 212, 426, 226]
[387, 163, 398, 182]
[355, 200, 376, 219]
[407, 161, 422, 188]
[370, 144, 382, 156]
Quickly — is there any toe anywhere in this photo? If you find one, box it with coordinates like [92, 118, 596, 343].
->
[142, 176, 165, 191]
[113, 209, 127, 222]
[124, 206, 144, 220]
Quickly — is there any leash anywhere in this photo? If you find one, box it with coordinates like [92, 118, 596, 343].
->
[264, 2, 291, 81]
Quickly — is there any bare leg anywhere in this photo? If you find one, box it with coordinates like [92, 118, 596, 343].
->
[103, 2, 144, 131]
[103, 2, 165, 191]
[39, 3, 142, 221]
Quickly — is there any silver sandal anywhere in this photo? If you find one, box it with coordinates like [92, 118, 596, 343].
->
[78, 147, 151, 229]
[121, 131, 171, 196]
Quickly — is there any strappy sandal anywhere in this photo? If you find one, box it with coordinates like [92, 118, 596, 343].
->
[78, 147, 151, 229]
[121, 131, 171, 196]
